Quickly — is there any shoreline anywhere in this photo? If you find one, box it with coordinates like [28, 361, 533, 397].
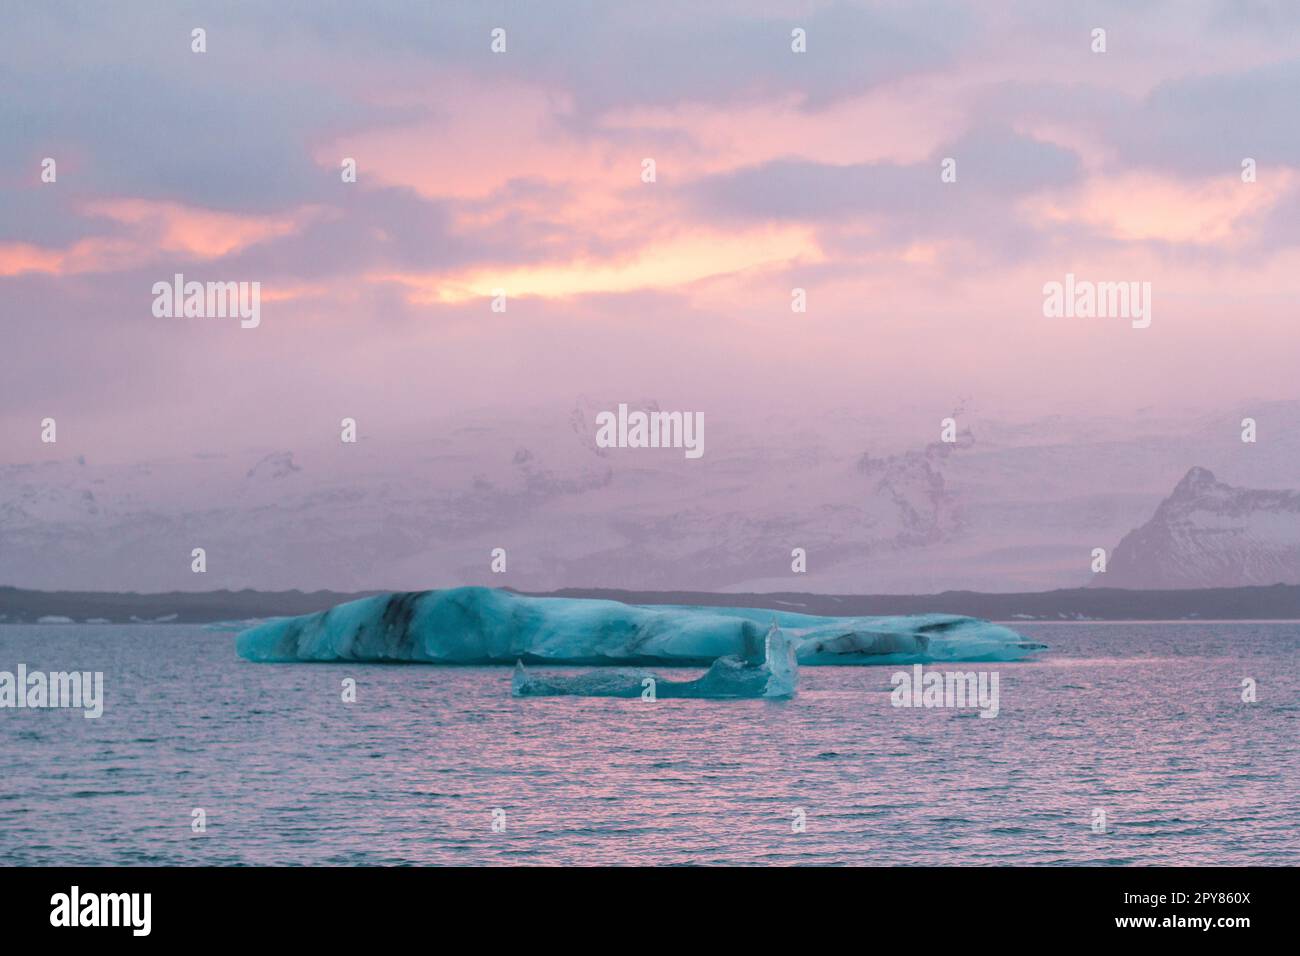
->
[3, 583, 1300, 625]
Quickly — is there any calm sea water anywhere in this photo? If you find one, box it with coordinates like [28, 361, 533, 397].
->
[1, 622, 1297, 866]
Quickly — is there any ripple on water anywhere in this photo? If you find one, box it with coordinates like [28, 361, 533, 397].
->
[0, 621, 1297, 865]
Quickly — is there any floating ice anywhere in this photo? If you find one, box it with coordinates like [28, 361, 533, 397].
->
[689, 604, 1049, 665]
[235, 587, 1044, 666]
[512, 623, 798, 699]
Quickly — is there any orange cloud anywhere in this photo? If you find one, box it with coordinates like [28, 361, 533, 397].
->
[0, 243, 63, 276]
[1022, 171, 1296, 244]
[0, 236, 143, 277]
[0, 200, 324, 277]
[84, 198, 320, 258]
[371, 225, 821, 304]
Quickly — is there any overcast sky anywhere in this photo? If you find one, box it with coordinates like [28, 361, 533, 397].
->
[3, 1, 1299, 464]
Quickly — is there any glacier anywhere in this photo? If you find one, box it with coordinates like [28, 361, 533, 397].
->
[512, 623, 799, 699]
[234, 587, 1045, 666]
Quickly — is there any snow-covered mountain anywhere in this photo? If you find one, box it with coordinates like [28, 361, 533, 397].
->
[3, 401, 1298, 593]
[1105, 467, 1300, 589]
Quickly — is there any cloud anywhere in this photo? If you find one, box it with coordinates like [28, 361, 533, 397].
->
[1120, 59, 1300, 175]
[211, 0, 974, 114]
[4, 0, 1300, 472]
[685, 127, 1082, 264]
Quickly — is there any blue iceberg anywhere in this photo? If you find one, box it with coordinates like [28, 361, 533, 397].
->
[235, 587, 1045, 666]
[511, 623, 799, 699]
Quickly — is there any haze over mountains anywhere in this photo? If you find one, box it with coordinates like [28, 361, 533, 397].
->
[3, 399, 1297, 595]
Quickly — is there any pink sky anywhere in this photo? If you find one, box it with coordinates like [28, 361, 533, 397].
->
[3, 1, 1300, 464]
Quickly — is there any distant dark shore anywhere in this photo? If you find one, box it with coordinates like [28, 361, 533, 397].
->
[2, 583, 1299, 624]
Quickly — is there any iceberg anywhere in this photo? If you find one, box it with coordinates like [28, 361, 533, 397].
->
[512, 623, 799, 699]
[235, 587, 1045, 666]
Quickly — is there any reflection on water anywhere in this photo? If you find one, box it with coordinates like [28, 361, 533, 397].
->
[1, 622, 1297, 865]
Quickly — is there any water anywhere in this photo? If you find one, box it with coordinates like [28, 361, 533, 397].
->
[1, 622, 1297, 865]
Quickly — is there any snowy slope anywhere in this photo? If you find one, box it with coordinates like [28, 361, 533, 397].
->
[1106, 467, 1300, 589]
[4, 400, 1298, 593]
